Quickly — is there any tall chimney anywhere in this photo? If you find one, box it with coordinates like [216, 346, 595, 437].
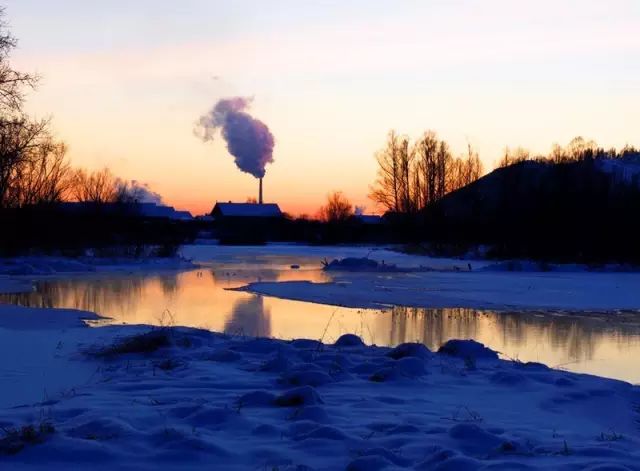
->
[259, 177, 263, 204]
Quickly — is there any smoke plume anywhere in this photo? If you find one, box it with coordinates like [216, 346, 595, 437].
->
[117, 180, 164, 205]
[196, 97, 275, 179]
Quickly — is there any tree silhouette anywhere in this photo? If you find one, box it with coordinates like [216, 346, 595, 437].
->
[319, 191, 353, 223]
[0, 8, 70, 208]
[370, 129, 484, 214]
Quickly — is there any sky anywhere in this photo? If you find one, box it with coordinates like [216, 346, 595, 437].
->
[4, 0, 639, 215]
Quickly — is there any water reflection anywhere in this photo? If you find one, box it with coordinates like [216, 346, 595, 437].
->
[158, 275, 180, 297]
[225, 295, 271, 337]
[1, 269, 639, 383]
[4, 275, 148, 317]
[381, 307, 636, 369]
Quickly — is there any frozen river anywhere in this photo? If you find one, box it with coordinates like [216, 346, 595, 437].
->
[2, 245, 640, 383]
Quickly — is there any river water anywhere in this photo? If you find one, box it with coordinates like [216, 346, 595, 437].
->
[2, 259, 639, 383]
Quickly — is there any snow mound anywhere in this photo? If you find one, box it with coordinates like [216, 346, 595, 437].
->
[370, 357, 427, 382]
[1, 325, 639, 469]
[438, 339, 499, 360]
[334, 333, 365, 348]
[237, 391, 276, 408]
[275, 386, 324, 407]
[387, 342, 431, 360]
[322, 257, 399, 272]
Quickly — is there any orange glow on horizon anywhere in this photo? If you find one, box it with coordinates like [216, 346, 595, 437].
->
[4, 0, 637, 217]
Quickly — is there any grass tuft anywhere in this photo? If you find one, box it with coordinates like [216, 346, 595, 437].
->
[0, 422, 55, 455]
[89, 330, 171, 358]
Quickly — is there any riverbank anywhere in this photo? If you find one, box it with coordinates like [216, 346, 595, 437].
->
[0, 313, 638, 469]
[241, 270, 640, 311]
[0, 255, 198, 277]
[1, 246, 639, 468]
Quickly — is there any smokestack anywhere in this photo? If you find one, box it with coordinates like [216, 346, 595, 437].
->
[259, 177, 263, 205]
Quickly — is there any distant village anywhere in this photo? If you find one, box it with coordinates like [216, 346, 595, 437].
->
[54, 200, 384, 225]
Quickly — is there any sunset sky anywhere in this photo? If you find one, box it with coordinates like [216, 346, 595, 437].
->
[5, 0, 639, 215]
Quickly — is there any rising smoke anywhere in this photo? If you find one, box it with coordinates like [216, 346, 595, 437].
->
[117, 180, 164, 205]
[196, 97, 275, 179]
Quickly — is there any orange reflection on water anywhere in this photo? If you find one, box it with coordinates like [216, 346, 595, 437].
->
[2, 269, 640, 383]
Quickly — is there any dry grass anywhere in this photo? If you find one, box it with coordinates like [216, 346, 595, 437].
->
[0, 422, 55, 455]
[88, 330, 171, 358]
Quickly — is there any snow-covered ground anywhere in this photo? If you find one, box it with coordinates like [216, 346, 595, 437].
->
[1, 244, 640, 468]
[183, 244, 640, 311]
[0, 305, 101, 409]
[241, 271, 640, 311]
[0, 275, 33, 294]
[180, 243, 489, 271]
[0, 256, 198, 277]
[0, 316, 638, 469]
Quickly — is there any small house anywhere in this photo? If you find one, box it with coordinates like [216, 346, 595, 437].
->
[211, 202, 283, 219]
[211, 202, 283, 244]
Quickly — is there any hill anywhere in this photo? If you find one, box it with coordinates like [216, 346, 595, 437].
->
[421, 158, 640, 262]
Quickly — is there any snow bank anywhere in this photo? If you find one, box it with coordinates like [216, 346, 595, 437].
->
[1, 326, 638, 469]
[241, 270, 640, 311]
[181, 243, 488, 271]
[0, 304, 101, 330]
[321, 256, 449, 273]
[322, 257, 398, 272]
[0, 305, 106, 409]
[0, 276, 33, 294]
[481, 260, 640, 273]
[0, 256, 198, 277]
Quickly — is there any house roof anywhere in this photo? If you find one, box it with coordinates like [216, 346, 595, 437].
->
[212, 203, 283, 218]
[135, 203, 193, 220]
[56, 202, 193, 220]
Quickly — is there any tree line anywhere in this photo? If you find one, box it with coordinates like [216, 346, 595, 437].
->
[370, 129, 640, 216]
[498, 136, 640, 168]
[369, 130, 483, 214]
[0, 8, 158, 210]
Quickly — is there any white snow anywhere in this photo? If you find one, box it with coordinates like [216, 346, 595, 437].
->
[181, 244, 490, 271]
[0, 323, 638, 469]
[242, 269, 640, 311]
[187, 245, 640, 313]
[0, 276, 33, 294]
[0, 256, 198, 277]
[1, 245, 640, 468]
[0, 305, 102, 409]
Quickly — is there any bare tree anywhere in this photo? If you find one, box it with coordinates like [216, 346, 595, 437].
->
[415, 131, 439, 207]
[549, 143, 566, 163]
[566, 136, 597, 161]
[0, 118, 63, 207]
[397, 136, 414, 212]
[455, 143, 483, 190]
[10, 139, 71, 205]
[497, 146, 530, 168]
[319, 191, 353, 223]
[372, 129, 485, 213]
[445, 144, 483, 193]
[0, 8, 37, 114]
[435, 140, 451, 200]
[70, 168, 119, 203]
[369, 130, 401, 212]
[0, 9, 71, 209]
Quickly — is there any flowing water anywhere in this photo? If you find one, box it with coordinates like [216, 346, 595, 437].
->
[2, 260, 640, 383]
